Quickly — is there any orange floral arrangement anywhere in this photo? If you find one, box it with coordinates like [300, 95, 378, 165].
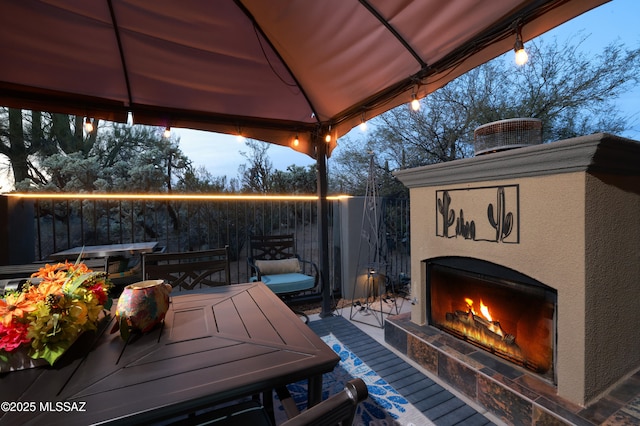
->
[0, 261, 112, 366]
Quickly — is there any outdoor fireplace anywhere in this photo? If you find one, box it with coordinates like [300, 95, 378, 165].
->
[393, 133, 640, 410]
[427, 257, 556, 382]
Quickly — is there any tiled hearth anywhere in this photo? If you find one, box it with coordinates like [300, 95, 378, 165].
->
[386, 313, 640, 425]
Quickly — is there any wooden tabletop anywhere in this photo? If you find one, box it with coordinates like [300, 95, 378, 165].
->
[0, 282, 339, 425]
[48, 242, 158, 261]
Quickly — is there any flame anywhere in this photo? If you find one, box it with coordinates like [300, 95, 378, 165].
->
[479, 300, 492, 322]
[464, 297, 504, 338]
[441, 296, 552, 374]
[464, 298, 493, 322]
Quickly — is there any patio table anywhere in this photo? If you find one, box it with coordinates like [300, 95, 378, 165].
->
[48, 242, 159, 280]
[48, 241, 158, 262]
[0, 282, 339, 425]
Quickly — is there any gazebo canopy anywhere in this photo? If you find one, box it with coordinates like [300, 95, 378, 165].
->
[0, 0, 607, 158]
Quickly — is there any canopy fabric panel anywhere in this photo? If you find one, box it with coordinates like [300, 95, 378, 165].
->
[0, 0, 608, 157]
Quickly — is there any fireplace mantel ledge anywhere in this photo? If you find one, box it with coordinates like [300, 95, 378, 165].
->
[394, 133, 640, 187]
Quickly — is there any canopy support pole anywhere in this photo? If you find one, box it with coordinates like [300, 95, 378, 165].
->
[316, 137, 333, 318]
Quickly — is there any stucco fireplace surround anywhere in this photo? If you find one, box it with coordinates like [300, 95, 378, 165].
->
[389, 133, 640, 423]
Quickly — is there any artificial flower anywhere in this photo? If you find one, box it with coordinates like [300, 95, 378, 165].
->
[0, 261, 112, 366]
[0, 321, 30, 352]
[0, 292, 36, 326]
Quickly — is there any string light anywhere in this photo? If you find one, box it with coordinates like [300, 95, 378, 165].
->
[84, 117, 93, 133]
[293, 134, 300, 147]
[410, 89, 420, 111]
[514, 24, 528, 66]
[359, 113, 367, 132]
[163, 126, 171, 138]
[325, 133, 331, 143]
[236, 125, 245, 142]
[7, 192, 353, 201]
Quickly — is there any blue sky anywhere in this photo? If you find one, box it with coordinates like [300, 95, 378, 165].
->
[177, 0, 640, 181]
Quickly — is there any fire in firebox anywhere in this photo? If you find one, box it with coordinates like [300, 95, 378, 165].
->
[428, 260, 556, 379]
[444, 298, 524, 366]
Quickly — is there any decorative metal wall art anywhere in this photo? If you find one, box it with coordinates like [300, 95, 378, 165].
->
[435, 185, 519, 243]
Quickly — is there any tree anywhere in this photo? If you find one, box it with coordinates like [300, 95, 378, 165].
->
[31, 123, 192, 193]
[330, 147, 408, 197]
[0, 108, 52, 187]
[270, 164, 316, 194]
[237, 139, 319, 194]
[0, 111, 194, 193]
[238, 139, 273, 193]
[331, 35, 640, 195]
[179, 166, 239, 193]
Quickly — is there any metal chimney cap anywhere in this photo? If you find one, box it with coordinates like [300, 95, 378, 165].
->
[474, 118, 542, 156]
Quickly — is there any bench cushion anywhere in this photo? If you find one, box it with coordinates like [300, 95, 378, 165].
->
[250, 272, 315, 294]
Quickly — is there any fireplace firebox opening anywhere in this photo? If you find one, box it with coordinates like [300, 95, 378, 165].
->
[426, 257, 557, 383]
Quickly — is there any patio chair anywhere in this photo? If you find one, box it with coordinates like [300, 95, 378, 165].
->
[247, 234, 319, 323]
[164, 378, 368, 426]
[142, 246, 231, 290]
[107, 245, 166, 293]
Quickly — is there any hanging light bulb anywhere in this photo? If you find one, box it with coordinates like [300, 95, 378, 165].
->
[236, 125, 246, 142]
[84, 117, 93, 133]
[293, 134, 300, 147]
[163, 126, 171, 138]
[359, 113, 367, 132]
[410, 89, 420, 111]
[325, 125, 332, 143]
[514, 27, 528, 66]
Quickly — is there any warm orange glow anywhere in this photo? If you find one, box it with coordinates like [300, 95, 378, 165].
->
[439, 292, 553, 375]
[84, 118, 94, 133]
[479, 300, 492, 322]
[462, 297, 504, 338]
[5, 193, 352, 201]
[464, 298, 492, 322]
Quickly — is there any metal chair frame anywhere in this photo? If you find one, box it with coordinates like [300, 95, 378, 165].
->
[142, 246, 231, 290]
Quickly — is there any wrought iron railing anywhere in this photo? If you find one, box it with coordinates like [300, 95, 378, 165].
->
[7, 195, 410, 299]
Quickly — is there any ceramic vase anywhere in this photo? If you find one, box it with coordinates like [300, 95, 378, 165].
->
[116, 280, 172, 333]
